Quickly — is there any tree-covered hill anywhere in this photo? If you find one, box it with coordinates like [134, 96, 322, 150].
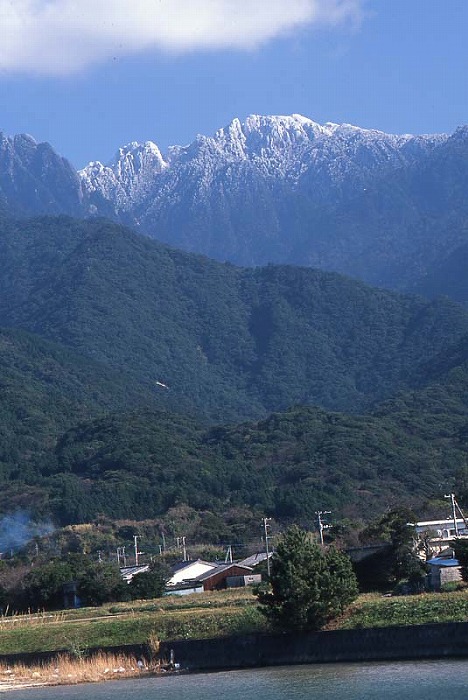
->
[0, 326, 170, 489]
[1, 216, 468, 422]
[1, 214, 468, 527]
[5, 330, 468, 527]
[8, 362, 468, 527]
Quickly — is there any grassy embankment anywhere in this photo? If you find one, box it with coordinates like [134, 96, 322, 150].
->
[0, 589, 266, 655]
[2, 588, 468, 656]
[332, 589, 468, 629]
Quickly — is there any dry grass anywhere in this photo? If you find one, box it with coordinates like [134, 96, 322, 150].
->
[0, 651, 163, 689]
[0, 608, 66, 629]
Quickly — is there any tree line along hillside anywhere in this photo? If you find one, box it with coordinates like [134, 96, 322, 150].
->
[0, 215, 468, 526]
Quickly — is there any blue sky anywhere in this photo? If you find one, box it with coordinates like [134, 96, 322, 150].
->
[0, 0, 467, 168]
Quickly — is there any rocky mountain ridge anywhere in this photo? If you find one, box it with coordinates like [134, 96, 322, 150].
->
[1, 116, 467, 293]
[80, 114, 443, 211]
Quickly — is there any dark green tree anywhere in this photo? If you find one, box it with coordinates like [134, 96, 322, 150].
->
[128, 561, 169, 600]
[19, 555, 128, 610]
[453, 466, 468, 510]
[77, 561, 128, 606]
[256, 526, 358, 631]
[21, 560, 74, 609]
[360, 508, 425, 588]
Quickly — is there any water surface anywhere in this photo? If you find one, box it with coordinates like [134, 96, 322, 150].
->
[7, 660, 468, 699]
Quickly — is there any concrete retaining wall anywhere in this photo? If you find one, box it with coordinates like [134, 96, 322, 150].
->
[159, 622, 468, 671]
[3, 622, 468, 672]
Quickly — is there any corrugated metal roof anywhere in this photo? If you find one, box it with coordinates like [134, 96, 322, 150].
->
[238, 552, 271, 567]
[427, 558, 460, 567]
[170, 559, 215, 573]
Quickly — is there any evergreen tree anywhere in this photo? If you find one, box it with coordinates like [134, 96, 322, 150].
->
[257, 526, 358, 631]
[360, 508, 426, 589]
[128, 561, 170, 600]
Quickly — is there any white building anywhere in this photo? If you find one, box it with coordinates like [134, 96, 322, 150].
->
[166, 559, 217, 587]
[415, 518, 468, 540]
[415, 518, 468, 557]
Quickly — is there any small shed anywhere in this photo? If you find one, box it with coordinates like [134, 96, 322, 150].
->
[226, 573, 262, 588]
[164, 581, 204, 597]
[426, 557, 462, 591]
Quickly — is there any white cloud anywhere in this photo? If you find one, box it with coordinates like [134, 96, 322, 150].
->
[0, 0, 366, 76]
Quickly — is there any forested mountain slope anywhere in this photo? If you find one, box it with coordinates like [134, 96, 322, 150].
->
[1, 215, 468, 526]
[0, 216, 467, 422]
[8, 364, 468, 526]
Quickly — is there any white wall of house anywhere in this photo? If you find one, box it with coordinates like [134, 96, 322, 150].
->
[416, 519, 468, 540]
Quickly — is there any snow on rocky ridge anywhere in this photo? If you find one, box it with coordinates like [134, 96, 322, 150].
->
[78, 114, 445, 215]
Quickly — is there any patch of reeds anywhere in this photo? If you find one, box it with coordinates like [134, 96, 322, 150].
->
[0, 651, 161, 688]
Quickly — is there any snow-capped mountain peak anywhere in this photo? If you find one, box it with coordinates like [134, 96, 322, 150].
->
[80, 139, 168, 209]
[78, 113, 447, 223]
[1, 114, 466, 292]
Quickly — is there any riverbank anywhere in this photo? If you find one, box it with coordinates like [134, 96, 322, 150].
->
[3, 589, 468, 656]
[2, 588, 468, 689]
[3, 619, 468, 691]
[0, 650, 177, 692]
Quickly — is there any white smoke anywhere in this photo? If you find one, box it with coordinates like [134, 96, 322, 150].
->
[0, 512, 53, 554]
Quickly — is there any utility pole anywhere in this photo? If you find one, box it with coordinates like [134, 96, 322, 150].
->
[182, 536, 187, 562]
[444, 493, 468, 535]
[316, 510, 331, 546]
[116, 546, 127, 567]
[225, 545, 233, 563]
[262, 517, 272, 577]
[134, 536, 141, 566]
[445, 493, 459, 536]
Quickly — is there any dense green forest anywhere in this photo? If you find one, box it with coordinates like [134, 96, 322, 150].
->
[1, 216, 468, 420]
[5, 366, 468, 527]
[0, 215, 467, 528]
